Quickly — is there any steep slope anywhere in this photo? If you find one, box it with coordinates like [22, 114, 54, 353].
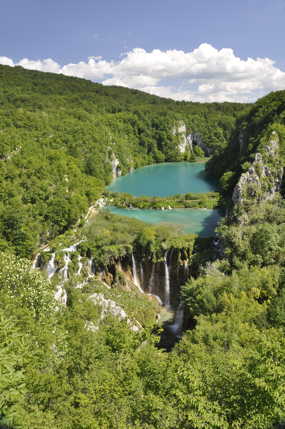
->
[207, 90, 285, 197]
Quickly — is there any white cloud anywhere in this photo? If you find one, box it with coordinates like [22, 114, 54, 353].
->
[1, 43, 285, 102]
[0, 56, 14, 66]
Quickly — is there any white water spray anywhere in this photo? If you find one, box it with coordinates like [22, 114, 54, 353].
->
[164, 251, 171, 309]
[132, 253, 144, 293]
[60, 253, 71, 281]
[32, 253, 40, 269]
[148, 264, 155, 293]
[47, 253, 57, 279]
[169, 302, 184, 336]
[88, 258, 95, 276]
[77, 255, 83, 275]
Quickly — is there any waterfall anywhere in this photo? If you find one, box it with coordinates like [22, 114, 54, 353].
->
[47, 253, 57, 279]
[148, 264, 155, 293]
[60, 253, 71, 281]
[164, 251, 171, 309]
[132, 253, 144, 293]
[169, 302, 184, 336]
[77, 255, 83, 275]
[140, 263, 144, 286]
[32, 253, 40, 269]
[183, 261, 190, 280]
[88, 258, 95, 276]
[54, 284, 68, 306]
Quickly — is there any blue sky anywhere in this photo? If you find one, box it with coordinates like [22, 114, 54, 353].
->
[1, 0, 285, 102]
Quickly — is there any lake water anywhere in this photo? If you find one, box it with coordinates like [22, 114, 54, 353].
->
[107, 162, 216, 196]
[106, 162, 220, 236]
[106, 206, 220, 236]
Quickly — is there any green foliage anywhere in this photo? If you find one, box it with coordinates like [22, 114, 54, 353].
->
[106, 190, 220, 210]
[207, 90, 285, 195]
[0, 64, 244, 256]
[2, 66, 285, 428]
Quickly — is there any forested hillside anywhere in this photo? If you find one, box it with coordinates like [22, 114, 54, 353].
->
[207, 90, 285, 196]
[0, 65, 246, 256]
[1, 66, 285, 429]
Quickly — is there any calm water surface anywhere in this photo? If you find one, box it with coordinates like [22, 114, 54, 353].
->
[106, 206, 220, 236]
[108, 162, 216, 196]
[106, 162, 220, 236]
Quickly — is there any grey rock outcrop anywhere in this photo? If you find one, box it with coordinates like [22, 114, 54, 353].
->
[172, 121, 189, 153]
[111, 152, 122, 179]
[189, 133, 212, 156]
[89, 293, 141, 331]
[172, 121, 212, 156]
[232, 133, 283, 206]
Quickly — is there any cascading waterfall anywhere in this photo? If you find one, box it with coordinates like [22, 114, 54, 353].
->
[32, 253, 40, 269]
[146, 264, 162, 305]
[169, 302, 184, 336]
[54, 284, 68, 306]
[77, 255, 83, 275]
[140, 264, 144, 285]
[47, 253, 57, 279]
[164, 251, 171, 309]
[132, 253, 144, 293]
[148, 264, 155, 293]
[88, 258, 95, 276]
[61, 253, 71, 281]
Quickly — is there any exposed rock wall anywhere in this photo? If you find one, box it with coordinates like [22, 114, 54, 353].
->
[172, 121, 212, 156]
[172, 121, 189, 154]
[36, 242, 192, 312]
[190, 133, 212, 156]
[232, 132, 283, 206]
[111, 152, 122, 179]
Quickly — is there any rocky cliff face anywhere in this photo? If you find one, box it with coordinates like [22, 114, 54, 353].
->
[232, 132, 283, 207]
[36, 240, 192, 314]
[173, 121, 189, 154]
[190, 133, 213, 156]
[110, 152, 122, 179]
[172, 121, 212, 156]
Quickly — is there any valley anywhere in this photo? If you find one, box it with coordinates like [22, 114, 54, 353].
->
[0, 65, 285, 428]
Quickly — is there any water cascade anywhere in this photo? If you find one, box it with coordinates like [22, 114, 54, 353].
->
[77, 255, 83, 275]
[169, 302, 184, 336]
[32, 253, 40, 269]
[140, 264, 144, 285]
[88, 258, 95, 277]
[148, 264, 155, 293]
[131, 253, 144, 293]
[47, 253, 57, 279]
[61, 253, 71, 281]
[164, 251, 171, 309]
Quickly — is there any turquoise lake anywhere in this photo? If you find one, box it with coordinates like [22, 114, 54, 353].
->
[106, 162, 220, 236]
[107, 162, 216, 196]
[106, 206, 221, 236]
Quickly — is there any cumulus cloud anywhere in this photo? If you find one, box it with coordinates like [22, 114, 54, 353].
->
[1, 43, 285, 102]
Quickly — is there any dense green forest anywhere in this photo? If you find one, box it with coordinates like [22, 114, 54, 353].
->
[0, 64, 245, 256]
[1, 65, 285, 428]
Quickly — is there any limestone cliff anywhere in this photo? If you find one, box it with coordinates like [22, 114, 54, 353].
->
[232, 132, 283, 207]
[110, 152, 122, 179]
[172, 121, 212, 156]
[172, 121, 189, 154]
